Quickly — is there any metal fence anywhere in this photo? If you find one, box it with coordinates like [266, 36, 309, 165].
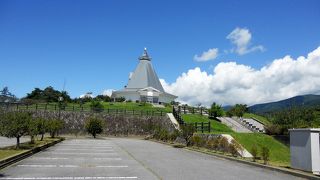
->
[172, 106, 211, 133]
[0, 102, 165, 116]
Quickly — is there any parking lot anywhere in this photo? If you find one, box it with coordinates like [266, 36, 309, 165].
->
[0, 138, 301, 180]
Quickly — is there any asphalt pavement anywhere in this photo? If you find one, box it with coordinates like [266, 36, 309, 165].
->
[0, 138, 303, 180]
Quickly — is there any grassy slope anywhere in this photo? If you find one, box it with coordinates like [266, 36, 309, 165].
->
[182, 114, 233, 133]
[243, 113, 271, 125]
[181, 114, 289, 166]
[231, 133, 290, 166]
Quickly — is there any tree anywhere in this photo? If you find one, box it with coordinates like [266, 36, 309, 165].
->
[0, 111, 31, 149]
[47, 119, 64, 138]
[180, 124, 196, 146]
[85, 116, 104, 138]
[35, 117, 47, 141]
[24, 86, 71, 103]
[228, 104, 248, 117]
[209, 102, 224, 119]
[28, 118, 39, 144]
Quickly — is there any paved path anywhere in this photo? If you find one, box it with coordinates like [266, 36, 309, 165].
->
[0, 136, 29, 148]
[0, 138, 302, 180]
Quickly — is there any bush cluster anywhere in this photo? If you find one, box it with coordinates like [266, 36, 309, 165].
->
[0, 111, 64, 149]
[250, 144, 270, 164]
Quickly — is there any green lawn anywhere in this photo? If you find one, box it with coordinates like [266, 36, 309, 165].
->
[0, 149, 25, 160]
[181, 114, 289, 166]
[243, 113, 271, 125]
[231, 133, 290, 166]
[182, 114, 233, 133]
[10, 102, 172, 113]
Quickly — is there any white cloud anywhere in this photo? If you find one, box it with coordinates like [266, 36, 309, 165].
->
[161, 46, 320, 107]
[194, 48, 219, 62]
[227, 27, 265, 55]
[102, 89, 114, 96]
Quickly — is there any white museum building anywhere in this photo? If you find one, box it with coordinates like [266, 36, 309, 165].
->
[111, 49, 177, 104]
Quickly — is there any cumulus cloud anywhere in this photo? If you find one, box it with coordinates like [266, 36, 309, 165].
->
[102, 89, 115, 96]
[161, 46, 320, 106]
[227, 27, 265, 55]
[194, 48, 219, 62]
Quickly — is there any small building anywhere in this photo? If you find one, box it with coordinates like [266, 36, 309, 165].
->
[111, 48, 177, 104]
[289, 128, 320, 175]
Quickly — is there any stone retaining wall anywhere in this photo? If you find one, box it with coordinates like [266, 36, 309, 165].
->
[2, 109, 175, 135]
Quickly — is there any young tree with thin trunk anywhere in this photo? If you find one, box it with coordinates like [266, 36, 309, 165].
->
[0, 111, 31, 149]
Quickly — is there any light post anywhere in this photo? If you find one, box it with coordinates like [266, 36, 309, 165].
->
[58, 96, 64, 120]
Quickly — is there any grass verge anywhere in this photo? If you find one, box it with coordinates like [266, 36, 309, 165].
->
[0, 137, 62, 161]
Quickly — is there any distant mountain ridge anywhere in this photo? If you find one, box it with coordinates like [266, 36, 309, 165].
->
[248, 94, 320, 114]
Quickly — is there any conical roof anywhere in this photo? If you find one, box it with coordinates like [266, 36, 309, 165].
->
[126, 48, 165, 92]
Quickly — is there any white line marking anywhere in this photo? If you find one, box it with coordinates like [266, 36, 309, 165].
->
[31, 157, 68, 160]
[93, 158, 122, 160]
[96, 165, 128, 168]
[17, 165, 128, 168]
[32, 157, 122, 160]
[47, 152, 117, 155]
[0, 177, 138, 179]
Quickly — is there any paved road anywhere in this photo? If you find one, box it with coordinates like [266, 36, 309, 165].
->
[0, 136, 29, 148]
[0, 138, 302, 180]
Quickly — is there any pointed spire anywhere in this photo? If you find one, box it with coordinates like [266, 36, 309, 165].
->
[139, 47, 151, 61]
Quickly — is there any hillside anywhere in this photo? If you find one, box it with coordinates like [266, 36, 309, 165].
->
[249, 94, 320, 114]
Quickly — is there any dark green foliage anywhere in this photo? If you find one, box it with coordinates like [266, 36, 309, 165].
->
[209, 102, 224, 118]
[180, 124, 196, 146]
[23, 86, 71, 103]
[0, 111, 32, 148]
[227, 104, 248, 117]
[265, 124, 285, 135]
[47, 119, 64, 138]
[261, 146, 270, 165]
[251, 144, 258, 162]
[90, 101, 104, 112]
[115, 97, 125, 102]
[85, 116, 104, 138]
[95, 95, 112, 102]
[271, 106, 320, 133]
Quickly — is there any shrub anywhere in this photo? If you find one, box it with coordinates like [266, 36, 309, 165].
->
[85, 116, 104, 138]
[191, 135, 205, 147]
[229, 139, 242, 157]
[265, 124, 284, 135]
[169, 129, 180, 142]
[181, 124, 196, 146]
[47, 119, 64, 138]
[261, 146, 270, 165]
[251, 144, 258, 162]
[206, 138, 220, 151]
[90, 101, 104, 112]
[159, 128, 169, 141]
[218, 137, 229, 153]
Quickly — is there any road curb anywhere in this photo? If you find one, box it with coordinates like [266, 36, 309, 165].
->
[148, 139, 320, 179]
[0, 137, 64, 170]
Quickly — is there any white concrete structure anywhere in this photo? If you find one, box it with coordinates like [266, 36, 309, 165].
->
[111, 48, 177, 104]
[289, 128, 320, 175]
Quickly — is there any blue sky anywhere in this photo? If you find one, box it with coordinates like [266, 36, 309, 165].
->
[1, 0, 320, 104]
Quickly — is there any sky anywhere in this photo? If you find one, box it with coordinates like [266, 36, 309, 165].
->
[1, 0, 320, 106]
